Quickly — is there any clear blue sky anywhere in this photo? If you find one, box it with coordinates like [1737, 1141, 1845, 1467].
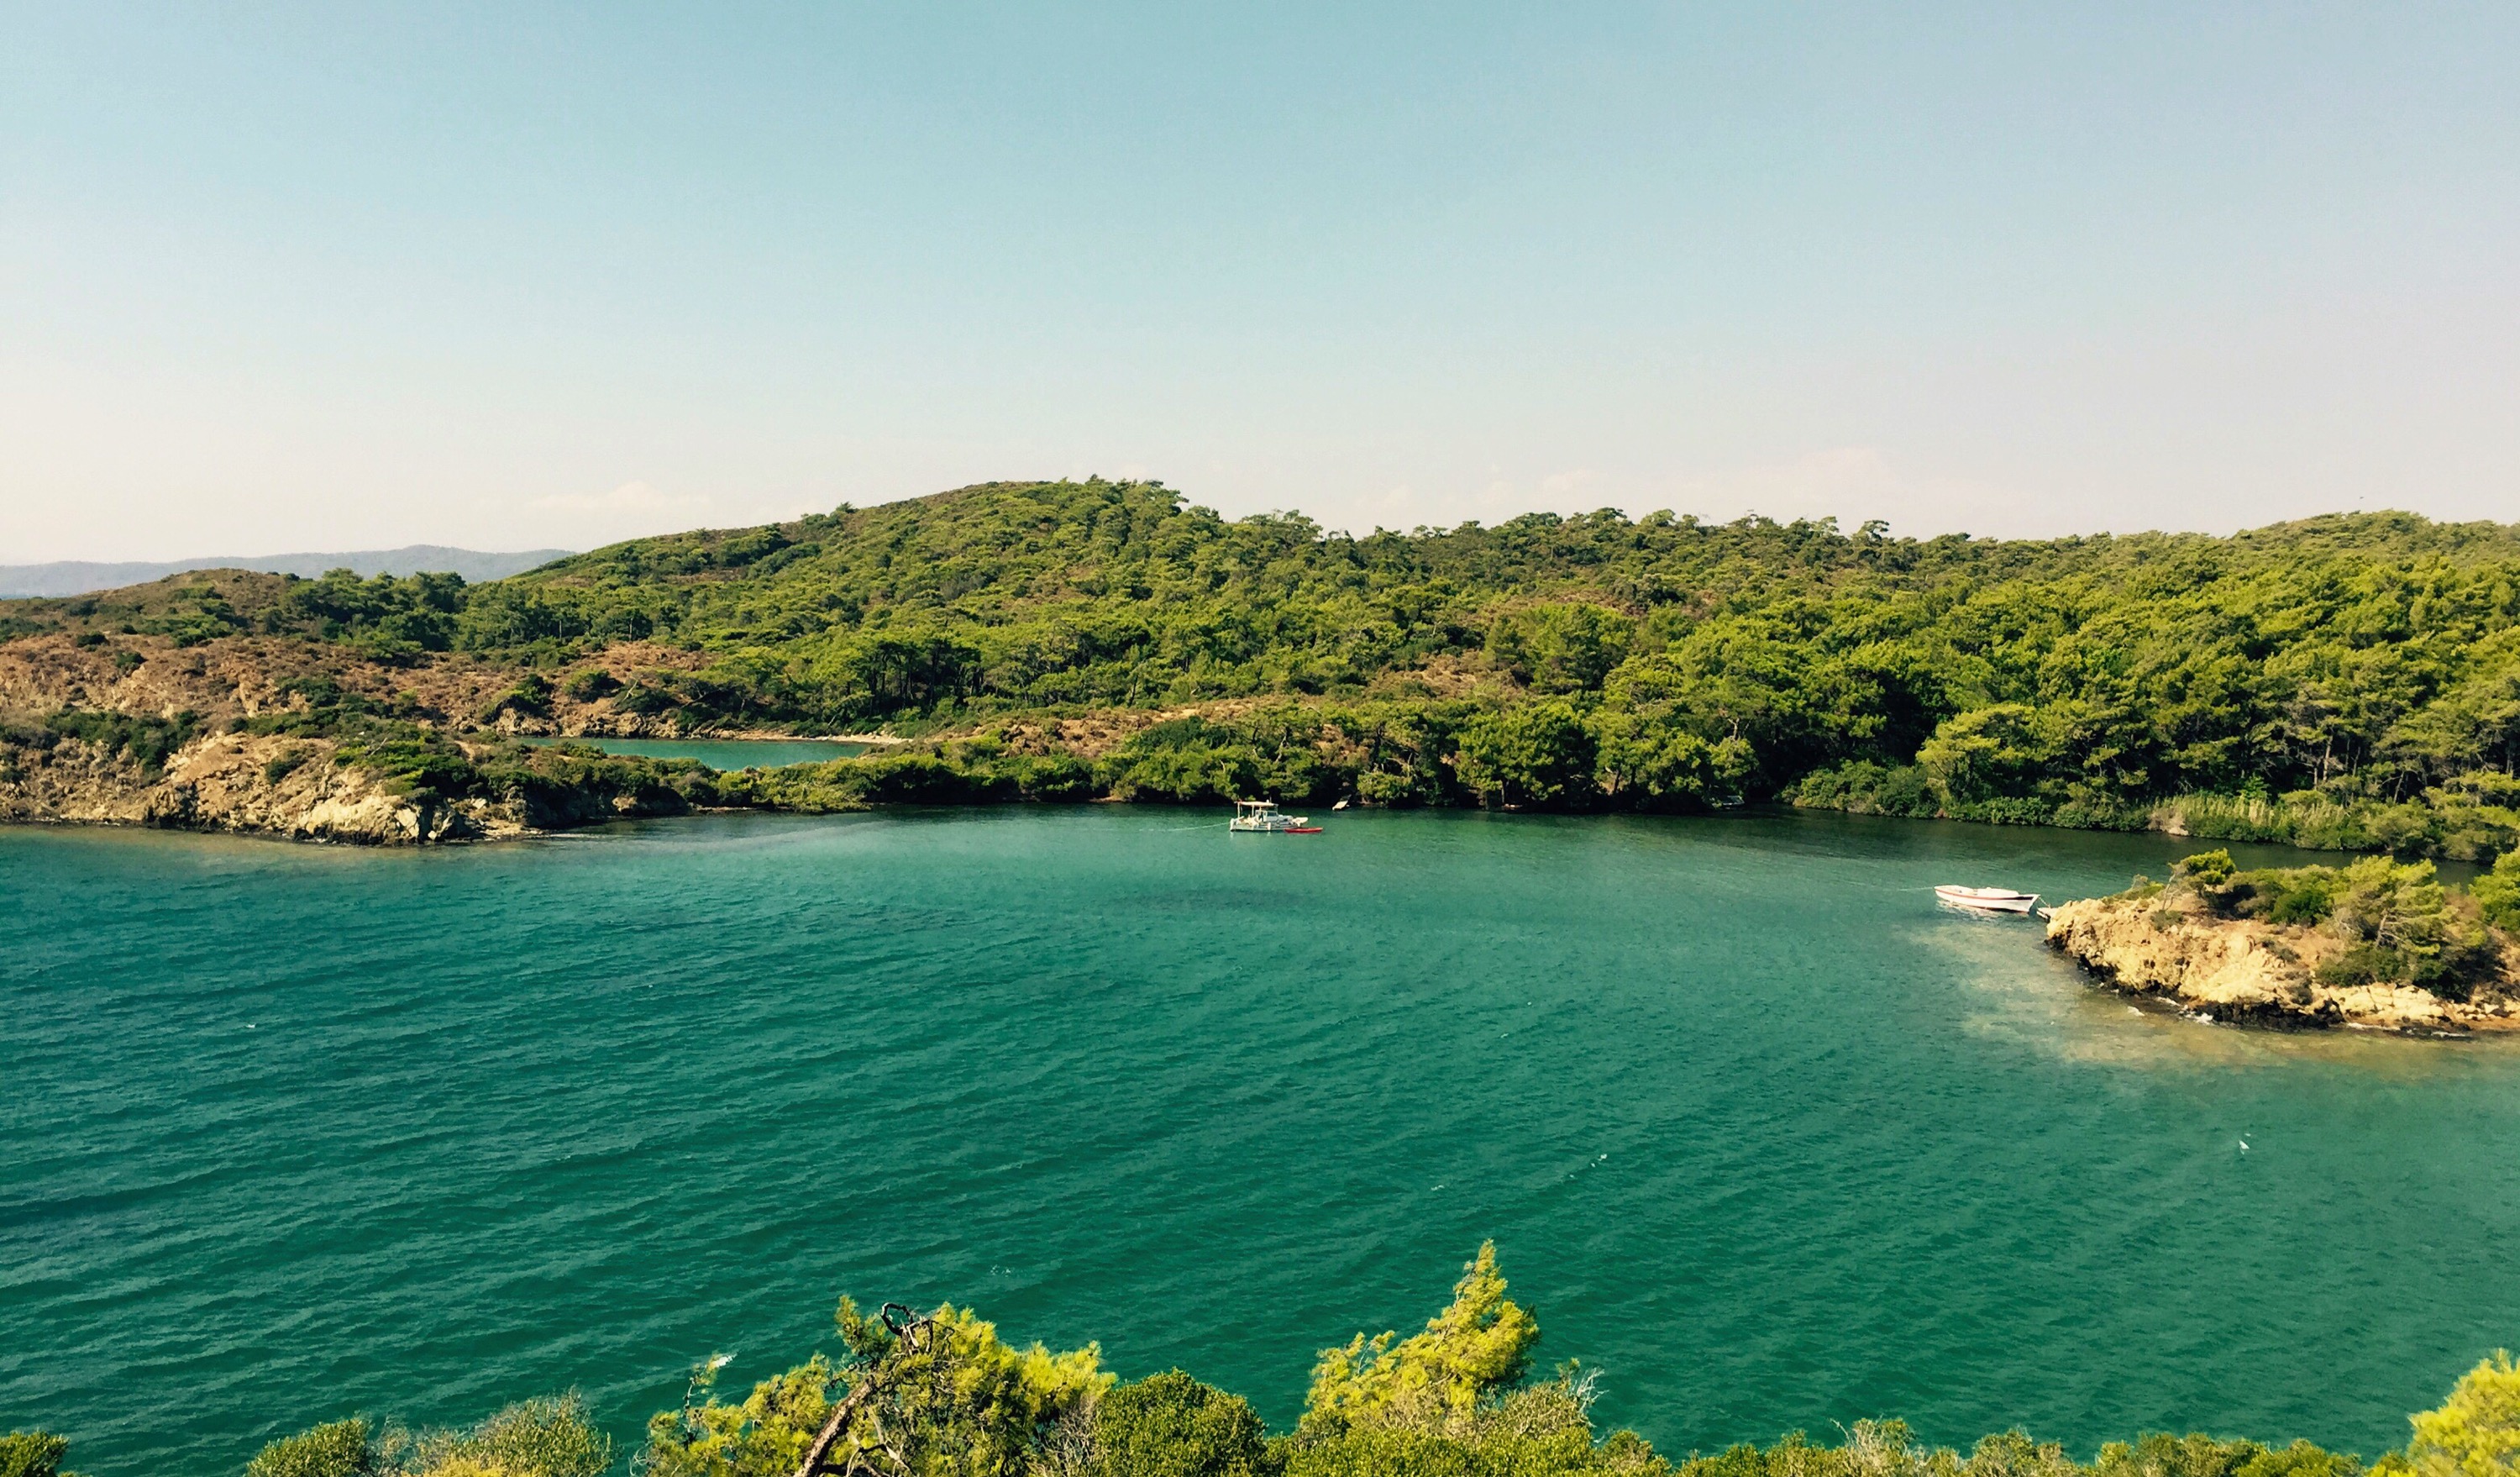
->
[5, 3, 2515, 560]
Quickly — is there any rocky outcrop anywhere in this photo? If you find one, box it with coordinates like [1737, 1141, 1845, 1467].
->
[0, 626, 763, 844]
[0, 730, 529, 844]
[2044, 896, 2518, 1033]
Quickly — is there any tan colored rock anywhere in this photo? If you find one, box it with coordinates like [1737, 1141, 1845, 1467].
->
[2045, 894, 2517, 1033]
[2323, 983, 2456, 1029]
[0, 729, 528, 845]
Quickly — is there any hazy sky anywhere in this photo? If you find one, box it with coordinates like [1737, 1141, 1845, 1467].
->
[5, 4, 2516, 560]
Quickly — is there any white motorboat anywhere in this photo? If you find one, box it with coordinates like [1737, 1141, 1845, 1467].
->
[1229, 799, 1320, 833]
[1935, 885, 2041, 913]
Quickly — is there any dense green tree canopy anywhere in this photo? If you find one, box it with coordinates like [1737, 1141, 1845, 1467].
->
[454, 484, 2520, 820]
[12, 479, 2519, 850]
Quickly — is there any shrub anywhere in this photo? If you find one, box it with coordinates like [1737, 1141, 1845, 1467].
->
[1096, 1372, 1271, 1477]
[2114, 875, 2166, 903]
[246, 1418, 375, 1477]
[2475, 853, 2520, 934]
[614, 681, 681, 716]
[2392, 1348, 2520, 1477]
[0, 1432, 77, 1477]
[2316, 943, 2407, 990]
[1874, 764, 1936, 816]
[1285, 1420, 1618, 1477]
[1003, 753, 1100, 802]
[643, 1302, 1105, 1477]
[1305, 1242, 1538, 1436]
[2228, 866, 2344, 926]
[1793, 764, 1870, 804]
[464, 744, 724, 827]
[45, 708, 201, 779]
[338, 737, 476, 802]
[563, 669, 622, 702]
[412, 1395, 611, 1477]
[2332, 858, 2449, 958]
[2085, 1432, 2358, 1477]
[2173, 849, 2238, 890]
[478, 673, 556, 723]
[2155, 791, 2378, 852]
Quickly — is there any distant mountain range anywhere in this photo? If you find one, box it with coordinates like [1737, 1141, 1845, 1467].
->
[0, 545, 575, 598]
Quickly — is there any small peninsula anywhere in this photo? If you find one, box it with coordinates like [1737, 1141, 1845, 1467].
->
[2046, 850, 2520, 1033]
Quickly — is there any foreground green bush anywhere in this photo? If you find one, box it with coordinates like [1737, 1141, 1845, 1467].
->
[2386, 1349, 2520, 1477]
[641, 1299, 1107, 1477]
[242, 1419, 375, 1477]
[10, 1252, 2515, 1477]
[0, 1431, 79, 1477]
[409, 1396, 611, 1477]
[1096, 1373, 1270, 1477]
[230, 1396, 609, 1477]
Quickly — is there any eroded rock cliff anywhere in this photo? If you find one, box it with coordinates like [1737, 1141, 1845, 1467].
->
[1, 730, 530, 844]
[0, 628, 745, 844]
[2044, 895, 2518, 1033]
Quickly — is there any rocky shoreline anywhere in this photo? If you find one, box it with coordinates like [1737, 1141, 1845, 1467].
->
[0, 623, 857, 845]
[2, 729, 532, 844]
[2043, 893, 2520, 1034]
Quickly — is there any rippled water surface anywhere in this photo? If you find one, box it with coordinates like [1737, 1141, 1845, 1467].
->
[6, 809, 2517, 1475]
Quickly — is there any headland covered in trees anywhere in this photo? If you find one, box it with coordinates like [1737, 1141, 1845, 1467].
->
[2047, 849, 2520, 1031]
[1, 478, 2517, 854]
[9, 1244, 2516, 1477]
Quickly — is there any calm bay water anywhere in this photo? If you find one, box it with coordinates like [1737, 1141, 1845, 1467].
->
[5, 809, 2517, 1475]
[517, 737, 868, 768]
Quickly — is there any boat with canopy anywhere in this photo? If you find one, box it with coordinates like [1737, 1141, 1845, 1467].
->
[1229, 799, 1321, 833]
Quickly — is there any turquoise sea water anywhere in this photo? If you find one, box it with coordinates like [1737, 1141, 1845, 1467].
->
[5, 809, 2518, 1476]
[517, 737, 869, 768]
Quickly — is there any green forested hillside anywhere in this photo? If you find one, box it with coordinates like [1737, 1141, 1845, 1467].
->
[10, 478, 2520, 854]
